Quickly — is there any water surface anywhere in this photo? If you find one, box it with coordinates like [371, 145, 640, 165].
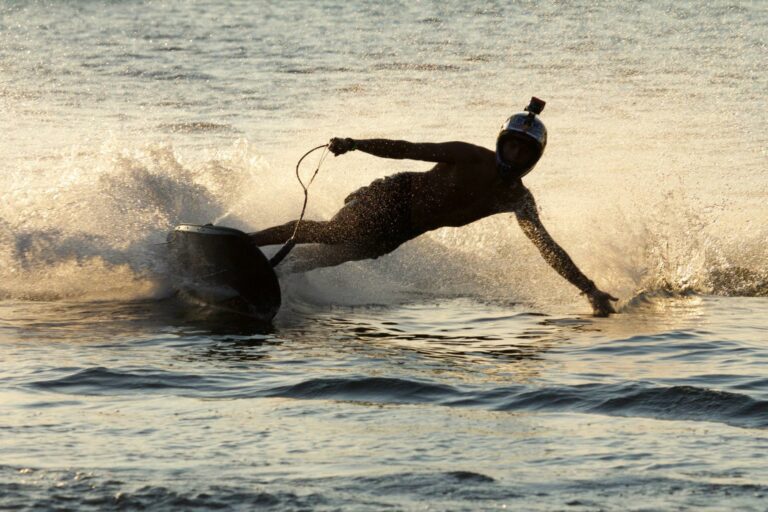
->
[1, 1, 766, 510]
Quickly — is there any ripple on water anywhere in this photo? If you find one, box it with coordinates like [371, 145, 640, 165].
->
[25, 366, 768, 429]
[4, 465, 768, 511]
[0, 466, 326, 512]
[27, 367, 231, 396]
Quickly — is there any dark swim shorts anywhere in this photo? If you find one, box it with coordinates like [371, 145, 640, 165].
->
[342, 172, 415, 255]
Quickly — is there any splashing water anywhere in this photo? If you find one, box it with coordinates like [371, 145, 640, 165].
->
[1, 141, 765, 307]
[2, 125, 765, 307]
[0, 0, 765, 311]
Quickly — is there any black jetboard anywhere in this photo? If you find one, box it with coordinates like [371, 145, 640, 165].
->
[167, 224, 281, 321]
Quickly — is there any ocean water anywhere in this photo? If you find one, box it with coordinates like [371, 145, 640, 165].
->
[1, 1, 767, 510]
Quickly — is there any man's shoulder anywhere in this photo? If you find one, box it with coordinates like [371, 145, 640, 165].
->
[437, 141, 494, 162]
[465, 142, 495, 161]
[447, 144, 495, 179]
[494, 180, 533, 212]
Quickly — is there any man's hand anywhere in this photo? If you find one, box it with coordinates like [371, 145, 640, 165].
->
[328, 137, 356, 156]
[587, 289, 619, 317]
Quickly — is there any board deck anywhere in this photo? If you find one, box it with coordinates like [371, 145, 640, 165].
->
[167, 224, 281, 321]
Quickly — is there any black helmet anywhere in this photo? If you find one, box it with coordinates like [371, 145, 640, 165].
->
[496, 97, 547, 180]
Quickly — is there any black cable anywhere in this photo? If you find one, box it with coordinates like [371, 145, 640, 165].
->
[291, 144, 329, 239]
[269, 143, 329, 267]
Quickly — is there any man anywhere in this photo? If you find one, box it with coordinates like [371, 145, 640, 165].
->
[251, 97, 618, 316]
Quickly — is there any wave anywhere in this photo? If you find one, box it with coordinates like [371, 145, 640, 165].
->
[4, 463, 767, 511]
[27, 368, 768, 429]
[28, 367, 224, 395]
[262, 376, 457, 403]
[486, 383, 768, 429]
[0, 466, 324, 512]
[0, 465, 501, 511]
[266, 379, 768, 429]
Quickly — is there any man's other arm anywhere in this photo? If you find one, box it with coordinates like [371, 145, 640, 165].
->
[329, 137, 488, 163]
[513, 187, 617, 316]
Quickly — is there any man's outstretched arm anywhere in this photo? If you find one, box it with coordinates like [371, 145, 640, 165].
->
[513, 188, 617, 316]
[328, 137, 487, 163]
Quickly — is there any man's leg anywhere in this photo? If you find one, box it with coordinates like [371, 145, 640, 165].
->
[250, 194, 367, 247]
[280, 243, 381, 273]
[250, 197, 397, 272]
[250, 220, 338, 246]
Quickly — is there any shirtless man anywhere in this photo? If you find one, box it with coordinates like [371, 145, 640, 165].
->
[251, 97, 618, 316]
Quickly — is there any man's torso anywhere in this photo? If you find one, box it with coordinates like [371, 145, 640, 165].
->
[409, 154, 528, 233]
[343, 149, 529, 244]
